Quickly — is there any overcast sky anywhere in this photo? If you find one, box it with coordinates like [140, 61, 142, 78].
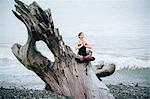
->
[0, 0, 149, 43]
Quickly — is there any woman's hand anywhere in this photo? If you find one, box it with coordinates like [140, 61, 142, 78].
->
[75, 42, 84, 50]
[75, 41, 92, 49]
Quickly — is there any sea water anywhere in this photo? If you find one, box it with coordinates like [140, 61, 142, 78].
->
[0, 0, 150, 89]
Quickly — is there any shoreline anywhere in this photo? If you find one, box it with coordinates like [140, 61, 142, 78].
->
[0, 84, 150, 99]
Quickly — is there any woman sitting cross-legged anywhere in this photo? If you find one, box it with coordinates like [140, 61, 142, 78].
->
[75, 32, 95, 63]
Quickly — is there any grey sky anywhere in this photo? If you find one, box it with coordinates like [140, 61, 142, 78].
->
[0, 0, 149, 43]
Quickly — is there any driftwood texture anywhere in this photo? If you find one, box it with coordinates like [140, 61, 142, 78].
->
[11, 0, 116, 99]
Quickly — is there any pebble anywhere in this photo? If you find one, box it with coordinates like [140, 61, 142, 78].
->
[0, 87, 71, 99]
[107, 84, 150, 99]
[0, 85, 150, 99]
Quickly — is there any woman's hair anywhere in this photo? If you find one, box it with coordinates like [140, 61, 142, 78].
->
[78, 32, 83, 38]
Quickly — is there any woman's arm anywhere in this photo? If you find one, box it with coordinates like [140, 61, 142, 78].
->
[84, 42, 92, 49]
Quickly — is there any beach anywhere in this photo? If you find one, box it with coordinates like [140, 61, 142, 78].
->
[0, 84, 149, 99]
[108, 84, 150, 99]
[0, 87, 71, 99]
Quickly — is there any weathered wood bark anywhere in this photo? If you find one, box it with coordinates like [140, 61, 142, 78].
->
[95, 64, 116, 79]
[11, 0, 116, 99]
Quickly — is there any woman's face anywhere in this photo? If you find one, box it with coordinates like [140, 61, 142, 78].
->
[79, 33, 84, 39]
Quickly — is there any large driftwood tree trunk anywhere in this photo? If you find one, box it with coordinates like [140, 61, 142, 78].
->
[12, 0, 116, 99]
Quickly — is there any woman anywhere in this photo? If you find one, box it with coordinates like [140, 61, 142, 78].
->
[75, 32, 95, 63]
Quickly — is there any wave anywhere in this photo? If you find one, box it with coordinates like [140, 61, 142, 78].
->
[93, 53, 150, 70]
[0, 43, 150, 70]
[0, 43, 15, 60]
[0, 53, 150, 70]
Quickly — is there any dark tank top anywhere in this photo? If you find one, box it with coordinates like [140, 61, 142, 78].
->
[78, 44, 87, 56]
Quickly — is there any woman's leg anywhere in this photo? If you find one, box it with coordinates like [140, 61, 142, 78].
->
[85, 50, 92, 58]
[84, 50, 95, 61]
[76, 54, 84, 61]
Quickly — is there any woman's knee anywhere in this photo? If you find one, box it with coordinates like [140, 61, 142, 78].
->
[86, 50, 92, 56]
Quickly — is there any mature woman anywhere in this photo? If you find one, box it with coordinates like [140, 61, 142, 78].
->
[75, 32, 95, 63]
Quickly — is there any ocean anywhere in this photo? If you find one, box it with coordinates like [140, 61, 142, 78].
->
[0, 0, 150, 89]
